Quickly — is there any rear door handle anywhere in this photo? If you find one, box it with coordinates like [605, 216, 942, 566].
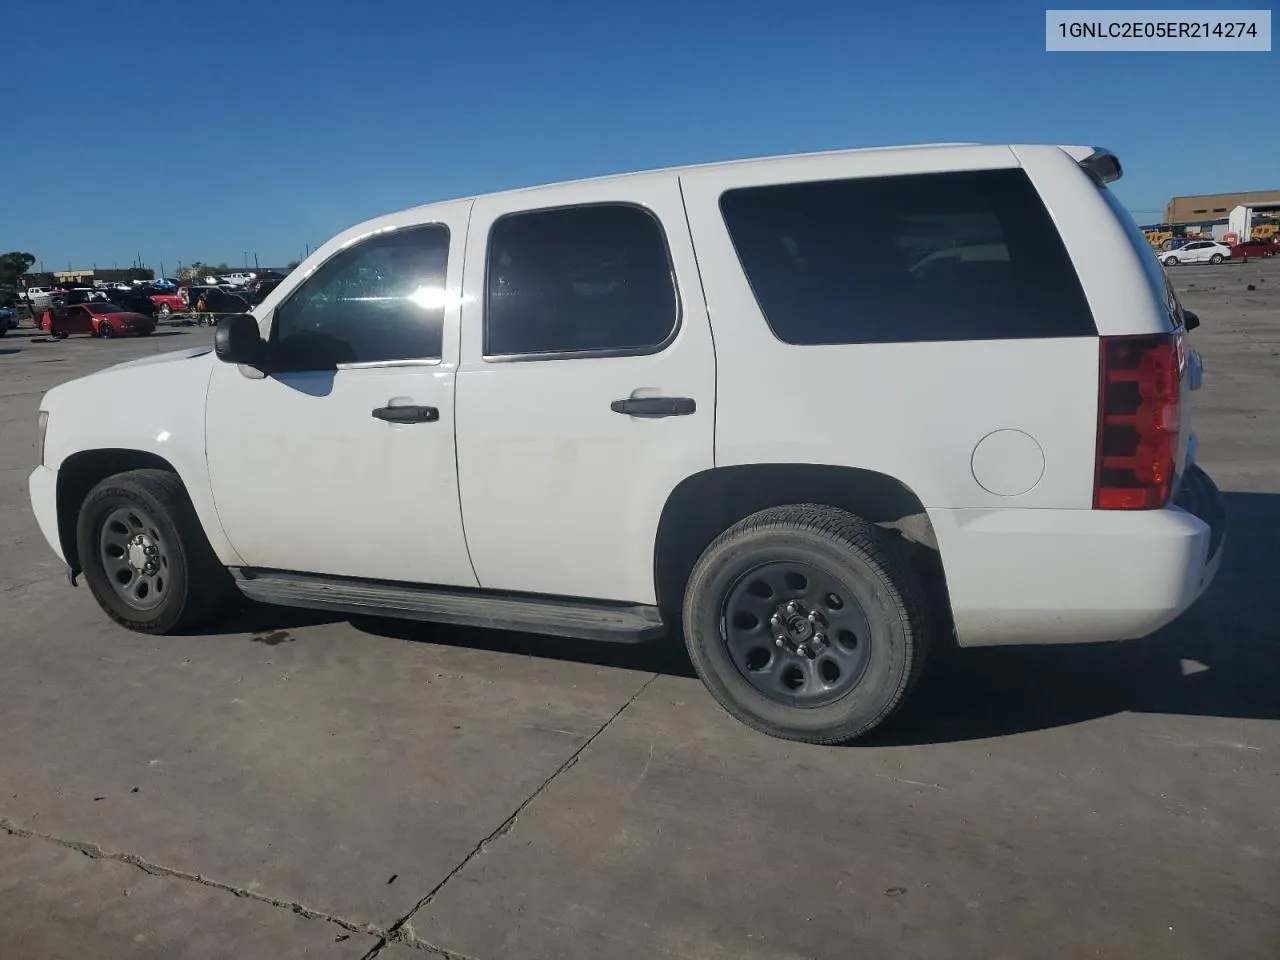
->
[610, 396, 697, 418]
[372, 405, 439, 423]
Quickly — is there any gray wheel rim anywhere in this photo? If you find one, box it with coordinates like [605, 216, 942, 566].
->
[98, 506, 170, 611]
[720, 561, 872, 707]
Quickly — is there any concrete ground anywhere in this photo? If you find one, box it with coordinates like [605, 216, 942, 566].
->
[1, 260, 1278, 960]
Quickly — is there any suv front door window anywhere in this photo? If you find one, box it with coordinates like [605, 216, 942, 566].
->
[204, 210, 478, 587]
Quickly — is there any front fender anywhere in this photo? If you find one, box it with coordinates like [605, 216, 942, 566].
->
[40, 348, 244, 566]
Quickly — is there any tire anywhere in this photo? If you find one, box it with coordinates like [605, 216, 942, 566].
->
[1210, 253, 1224, 264]
[158, 303, 171, 317]
[1164, 256, 1179, 266]
[99, 321, 115, 338]
[76, 469, 235, 634]
[682, 504, 929, 744]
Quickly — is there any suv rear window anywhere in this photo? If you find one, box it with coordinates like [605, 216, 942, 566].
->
[719, 169, 1096, 344]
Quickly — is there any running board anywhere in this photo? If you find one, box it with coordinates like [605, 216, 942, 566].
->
[230, 568, 668, 643]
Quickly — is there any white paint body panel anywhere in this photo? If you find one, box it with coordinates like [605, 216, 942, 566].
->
[454, 178, 716, 602]
[29, 142, 1221, 647]
[204, 200, 477, 587]
[679, 145, 1102, 511]
[32, 346, 242, 565]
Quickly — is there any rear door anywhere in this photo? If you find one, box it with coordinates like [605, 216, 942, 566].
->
[1183, 241, 1210, 262]
[454, 177, 716, 603]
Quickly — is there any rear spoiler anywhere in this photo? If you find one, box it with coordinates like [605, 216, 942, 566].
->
[1058, 145, 1123, 185]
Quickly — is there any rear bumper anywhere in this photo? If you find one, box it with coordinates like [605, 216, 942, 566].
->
[931, 466, 1226, 646]
[29, 465, 64, 564]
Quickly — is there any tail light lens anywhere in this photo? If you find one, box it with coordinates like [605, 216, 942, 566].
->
[1094, 333, 1183, 510]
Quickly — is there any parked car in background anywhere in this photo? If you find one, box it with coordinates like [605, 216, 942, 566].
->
[0, 305, 18, 335]
[24, 287, 55, 311]
[62, 288, 109, 306]
[1160, 240, 1231, 265]
[1230, 237, 1279, 259]
[243, 279, 283, 306]
[41, 302, 155, 339]
[140, 286, 188, 316]
[190, 285, 250, 315]
[106, 289, 162, 319]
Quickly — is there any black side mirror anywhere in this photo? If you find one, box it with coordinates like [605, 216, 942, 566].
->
[214, 313, 268, 368]
[1183, 310, 1200, 332]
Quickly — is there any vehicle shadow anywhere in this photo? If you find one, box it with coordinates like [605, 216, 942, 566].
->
[194, 491, 1277, 745]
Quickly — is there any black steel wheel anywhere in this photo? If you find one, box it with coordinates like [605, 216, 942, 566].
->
[683, 504, 930, 744]
[721, 561, 873, 707]
[76, 469, 235, 634]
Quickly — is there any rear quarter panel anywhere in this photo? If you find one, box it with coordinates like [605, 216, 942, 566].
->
[680, 144, 1104, 511]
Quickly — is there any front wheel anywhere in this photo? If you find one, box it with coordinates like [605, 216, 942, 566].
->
[76, 469, 234, 634]
[158, 303, 171, 317]
[98, 321, 115, 338]
[1210, 253, 1224, 264]
[1164, 255, 1179, 266]
[682, 504, 929, 744]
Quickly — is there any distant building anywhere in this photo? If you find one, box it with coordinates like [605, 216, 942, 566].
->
[1165, 190, 1280, 224]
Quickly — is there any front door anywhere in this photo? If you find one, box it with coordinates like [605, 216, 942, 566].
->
[204, 202, 477, 587]
[60, 305, 93, 336]
[454, 179, 716, 604]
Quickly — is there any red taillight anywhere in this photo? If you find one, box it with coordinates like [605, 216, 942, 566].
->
[1094, 333, 1183, 510]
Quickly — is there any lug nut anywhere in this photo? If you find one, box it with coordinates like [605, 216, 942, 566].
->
[787, 601, 799, 614]
[770, 615, 781, 626]
[807, 612, 817, 622]
[775, 638, 786, 647]
[813, 632, 825, 644]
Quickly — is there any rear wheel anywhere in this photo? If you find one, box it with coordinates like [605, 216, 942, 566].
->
[1210, 253, 1224, 264]
[76, 469, 234, 634]
[158, 303, 171, 317]
[682, 504, 929, 744]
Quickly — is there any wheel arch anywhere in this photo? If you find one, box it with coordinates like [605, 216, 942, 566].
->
[56, 449, 180, 575]
[653, 464, 947, 621]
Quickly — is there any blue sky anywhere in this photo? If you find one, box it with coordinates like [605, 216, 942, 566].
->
[3, 0, 1275, 271]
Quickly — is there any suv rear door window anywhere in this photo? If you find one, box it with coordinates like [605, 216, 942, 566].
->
[719, 169, 1096, 344]
[485, 204, 679, 358]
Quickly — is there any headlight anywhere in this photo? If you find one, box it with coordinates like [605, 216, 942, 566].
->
[37, 410, 48, 465]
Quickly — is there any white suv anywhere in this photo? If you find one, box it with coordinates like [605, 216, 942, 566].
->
[1160, 240, 1231, 266]
[28, 143, 1225, 744]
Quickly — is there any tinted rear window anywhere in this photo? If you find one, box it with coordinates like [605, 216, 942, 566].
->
[719, 169, 1096, 344]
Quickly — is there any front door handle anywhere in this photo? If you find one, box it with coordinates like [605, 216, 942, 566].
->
[610, 396, 697, 418]
[372, 405, 439, 423]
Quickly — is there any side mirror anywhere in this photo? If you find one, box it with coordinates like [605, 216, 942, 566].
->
[1183, 310, 1200, 332]
[214, 313, 267, 368]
